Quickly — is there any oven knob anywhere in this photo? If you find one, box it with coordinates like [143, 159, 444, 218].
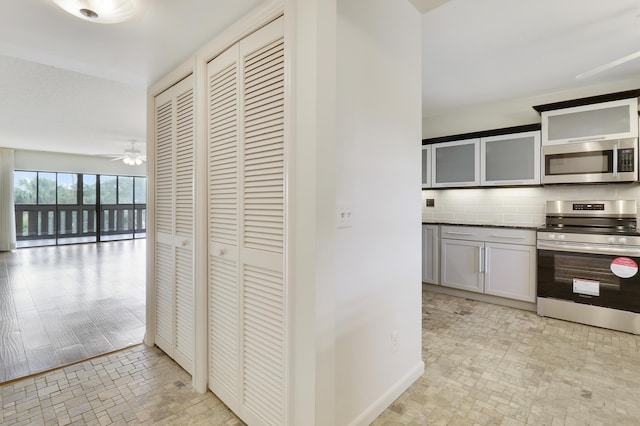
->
[557, 234, 565, 241]
[607, 237, 616, 244]
[549, 234, 556, 240]
[618, 237, 628, 245]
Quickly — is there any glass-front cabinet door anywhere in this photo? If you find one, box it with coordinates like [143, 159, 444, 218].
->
[421, 145, 431, 188]
[431, 138, 480, 188]
[481, 131, 541, 186]
[542, 98, 639, 145]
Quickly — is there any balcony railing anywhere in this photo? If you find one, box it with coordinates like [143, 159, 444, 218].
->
[15, 204, 146, 245]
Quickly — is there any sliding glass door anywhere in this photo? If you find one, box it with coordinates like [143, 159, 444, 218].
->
[14, 171, 146, 247]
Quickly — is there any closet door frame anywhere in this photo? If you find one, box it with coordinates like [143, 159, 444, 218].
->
[146, 71, 196, 377]
[145, 60, 198, 358]
[200, 15, 291, 424]
[146, 0, 286, 400]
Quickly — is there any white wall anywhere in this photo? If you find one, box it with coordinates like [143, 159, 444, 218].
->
[335, 1, 424, 424]
[14, 149, 146, 176]
[287, 0, 338, 423]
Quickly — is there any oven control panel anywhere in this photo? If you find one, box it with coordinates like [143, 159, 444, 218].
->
[572, 203, 605, 211]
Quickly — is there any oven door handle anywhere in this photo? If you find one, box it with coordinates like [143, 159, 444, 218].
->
[537, 240, 640, 256]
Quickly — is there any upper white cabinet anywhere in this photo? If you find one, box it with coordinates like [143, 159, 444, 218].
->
[428, 129, 541, 188]
[481, 131, 540, 186]
[421, 145, 431, 188]
[541, 98, 639, 145]
[431, 138, 480, 187]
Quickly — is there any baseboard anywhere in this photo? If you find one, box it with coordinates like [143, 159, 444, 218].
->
[347, 360, 425, 426]
[423, 283, 536, 312]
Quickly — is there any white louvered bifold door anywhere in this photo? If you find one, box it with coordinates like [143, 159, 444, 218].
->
[153, 75, 195, 375]
[207, 16, 286, 426]
[207, 44, 241, 411]
[154, 92, 175, 359]
[239, 18, 285, 426]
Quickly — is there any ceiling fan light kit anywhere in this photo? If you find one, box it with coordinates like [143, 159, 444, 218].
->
[52, 0, 139, 24]
[123, 155, 143, 166]
[121, 146, 144, 165]
[111, 141, 146, 166]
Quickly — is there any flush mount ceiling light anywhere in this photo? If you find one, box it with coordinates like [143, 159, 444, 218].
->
[52, 0, 139, 24]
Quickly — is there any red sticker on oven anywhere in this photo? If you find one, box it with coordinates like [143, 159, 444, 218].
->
[610, 257, 638, 279]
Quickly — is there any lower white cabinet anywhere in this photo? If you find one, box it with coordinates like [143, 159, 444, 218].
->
[441, 238, 484, 292]
[440, 226, 536, 302]
[484, 242, 536, 302]
[422, 224, 439, 284]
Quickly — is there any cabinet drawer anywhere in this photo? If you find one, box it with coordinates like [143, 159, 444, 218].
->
[441, 225, 535, 245]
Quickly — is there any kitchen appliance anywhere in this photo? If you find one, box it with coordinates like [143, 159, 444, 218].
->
[542, 138, 638, 184]
[537, 200, 640, 334]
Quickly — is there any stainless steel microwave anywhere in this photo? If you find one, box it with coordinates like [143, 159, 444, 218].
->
[542, 138, 638, 184]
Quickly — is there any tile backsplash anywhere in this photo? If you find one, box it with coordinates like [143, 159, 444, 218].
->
[422, 183, 640, 227]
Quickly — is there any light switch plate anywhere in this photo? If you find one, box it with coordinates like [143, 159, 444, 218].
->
[336, 204, 353, 228]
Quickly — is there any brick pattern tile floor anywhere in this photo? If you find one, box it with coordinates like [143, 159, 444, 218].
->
[0, 344, 243, 426]
[373, 290, 640, 425]
[2, 289, 640, 425]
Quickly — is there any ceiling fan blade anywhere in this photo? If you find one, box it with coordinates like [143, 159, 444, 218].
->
[576, 50, 640, 79]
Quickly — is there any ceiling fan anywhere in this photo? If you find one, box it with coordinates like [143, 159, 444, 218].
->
[576, 2, 640, 80]
[576, 51, 640, 80]
[111, 141, 146, 166]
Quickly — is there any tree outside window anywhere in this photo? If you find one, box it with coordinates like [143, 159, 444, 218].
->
[118, 176, 134, 204]
[83, 175, 97, 205]
[57, 173, 78, 204]
[134, 177, 147, 204]
[100, 175, 117, 204]
[38, 173, 56, 204]
[13, 171, 37, 204]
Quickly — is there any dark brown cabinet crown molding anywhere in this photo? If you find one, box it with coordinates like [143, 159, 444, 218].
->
[422, 123, 541, 145]
[532, 88, 640, 113]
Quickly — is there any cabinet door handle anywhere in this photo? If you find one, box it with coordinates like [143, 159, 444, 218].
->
[485, 247, 490, 274]
[567, 136, 606, 143]
[445, 231, 475, 236]
[478, 247, 484, 273]
[490, 234, 525, 240]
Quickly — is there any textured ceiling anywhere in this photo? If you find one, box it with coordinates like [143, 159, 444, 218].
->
[0, 0, 263, 156]
[1, 0, 640, 156]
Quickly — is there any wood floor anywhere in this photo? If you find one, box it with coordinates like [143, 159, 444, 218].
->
[0, 240, 146, 383]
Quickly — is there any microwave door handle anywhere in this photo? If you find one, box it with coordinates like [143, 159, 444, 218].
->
[567, 136, 606, 143]
[613, 143, 618, 176]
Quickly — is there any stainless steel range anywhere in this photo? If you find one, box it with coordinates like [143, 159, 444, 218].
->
[537, 200, 640, 334]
